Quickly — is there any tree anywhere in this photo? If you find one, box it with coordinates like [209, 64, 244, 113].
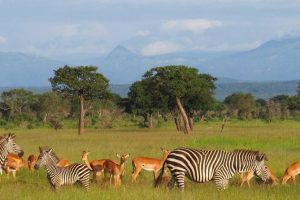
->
[132, 65, 216, 133]
[224, 92, 256, 119]
[298, 82, 300, 98]
[49, 65, 110, 135]
[0, 88, 35, 118]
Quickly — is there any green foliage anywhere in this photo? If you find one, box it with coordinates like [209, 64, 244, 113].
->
[49, 65, 110, 100]
[224, 92, 256, 119]
[0, 88, 35, 118]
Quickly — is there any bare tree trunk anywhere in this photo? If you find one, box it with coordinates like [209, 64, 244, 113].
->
[43, 113, 48, 122]
[188, 117, 193, 131]
[79, 94, 85, 135]
[220, 117, 227, 133]
[149, 114, 153, 128]
[175, 96, 191, 134]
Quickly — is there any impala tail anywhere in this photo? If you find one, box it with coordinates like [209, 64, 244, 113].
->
[154, 161, 166, 187]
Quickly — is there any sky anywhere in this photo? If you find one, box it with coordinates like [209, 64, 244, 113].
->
[0, 0, 300, 59]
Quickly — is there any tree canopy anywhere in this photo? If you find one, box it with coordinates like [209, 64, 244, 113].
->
[49, 65, 110, 135]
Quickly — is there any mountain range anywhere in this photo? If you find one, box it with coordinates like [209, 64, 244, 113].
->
[0, 37, 299, 87]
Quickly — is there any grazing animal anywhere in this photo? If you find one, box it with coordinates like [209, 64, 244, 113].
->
[282, 161, 300, 185]
[34, 146, 90, 190]
[131, 147, 170, 183]
[155, 148, 270, 190]
[4, 153, 27, 178]
[240, 166, 278, 187]
[28, 154, 38, 171]
[103, 154, 130, 187]
[0, 133, 23, 175]
[81, 150, 116, 181]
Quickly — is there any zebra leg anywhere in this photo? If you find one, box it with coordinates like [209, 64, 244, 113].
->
[173, 172, 185, 191]
[167, 175, 176, 189]
[80, 177, 90, 191]
[215, 178, 229, 190]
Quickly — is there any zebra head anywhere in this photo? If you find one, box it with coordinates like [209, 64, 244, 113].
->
[253, 153, 269, 182]
[1, 133, 24, 157]
[34, 146, 57, 170]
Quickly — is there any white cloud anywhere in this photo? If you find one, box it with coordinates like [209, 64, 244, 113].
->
[141, 41, 180, 56]
[0, 35, 7, 44]
[136, 30, 151, 37]
[161, 19, 222, 33]
[50, 23, 108, 38]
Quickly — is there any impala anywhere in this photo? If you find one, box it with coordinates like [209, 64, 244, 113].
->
[240, 166, 278, 187]
[103, 153, 130, 187]
[4, 153, 27, 178]
[131, 147, 170, 183]
[81, 150, 117, 180]
[282, 160, 300, 185]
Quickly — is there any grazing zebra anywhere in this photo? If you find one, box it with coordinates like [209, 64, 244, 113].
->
[34, 146, 91, 190]
[0, 133, 24, 175]
[155, 148, 270, 190]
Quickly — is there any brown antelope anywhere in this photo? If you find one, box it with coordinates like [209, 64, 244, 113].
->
[81, 150, 117, 180]
[131, 147, 170, 183]
[240, 166, 278, 187]
[282, 160, 300, 185]
[4, 153, 27, 178]
[103, 154, 130, 187]
[27, 154, 38, 171]
[57, 159, 70, 168]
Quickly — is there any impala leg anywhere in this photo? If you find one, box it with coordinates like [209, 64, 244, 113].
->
[131, 166, 141, 183]
[292, 175, 296, 185]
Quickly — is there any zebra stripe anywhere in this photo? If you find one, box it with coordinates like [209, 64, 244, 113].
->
[35, 147, 90, 190]
[0, 133, 23, 175]
[155, 148, 269, 190]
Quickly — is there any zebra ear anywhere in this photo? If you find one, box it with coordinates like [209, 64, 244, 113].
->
[48, 148, 53, 153]
[39, 146, 43, 153]
[256, 153, 267, 161]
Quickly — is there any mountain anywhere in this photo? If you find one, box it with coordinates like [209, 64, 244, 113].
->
[0, 37, 299, 86]
[0, 52, 63, 87]
[204, 37, 300, 81]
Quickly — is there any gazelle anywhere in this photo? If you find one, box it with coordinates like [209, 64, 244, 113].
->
[81, 150, 117, 180]
[240, 166, 278, 187]
[282, 160, 300, 185]
[103, 153, 130, 187]
[131, 147, 170, 183]
[28, 154, 37, 171]
[4, 153, 27, 178]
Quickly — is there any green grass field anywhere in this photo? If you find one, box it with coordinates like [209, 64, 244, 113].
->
[1, 120, 300, 200]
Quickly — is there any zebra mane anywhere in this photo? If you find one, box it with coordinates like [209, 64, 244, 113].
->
[39, 146, 60, 163]
[233, 149, 259, 155]
[233, 149, 267, 161]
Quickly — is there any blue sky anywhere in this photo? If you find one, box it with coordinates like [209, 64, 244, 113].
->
[0, 0, 300, 59]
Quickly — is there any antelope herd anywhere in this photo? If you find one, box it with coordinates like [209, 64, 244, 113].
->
[1, 133, 300, 192]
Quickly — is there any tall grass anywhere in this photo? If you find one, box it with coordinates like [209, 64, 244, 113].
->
[0, 120, 300, 199]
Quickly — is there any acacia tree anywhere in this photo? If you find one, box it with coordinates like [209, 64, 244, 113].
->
[49, 65, 110, 135]
[137, 65, 216, 134]
[0, 88, 35, 118]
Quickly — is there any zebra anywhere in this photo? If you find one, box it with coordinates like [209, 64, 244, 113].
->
[155, 148, 270, 190]
[34, 146, 91, 191]
[0, 133, 24, 175]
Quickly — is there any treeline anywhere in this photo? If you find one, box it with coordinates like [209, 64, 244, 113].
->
[0, 65, 299, 133]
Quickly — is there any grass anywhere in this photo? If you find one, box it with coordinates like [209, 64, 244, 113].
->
[1, 120, 300, 199]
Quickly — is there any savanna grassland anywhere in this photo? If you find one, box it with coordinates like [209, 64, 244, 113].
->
[0, 120, 300, 200]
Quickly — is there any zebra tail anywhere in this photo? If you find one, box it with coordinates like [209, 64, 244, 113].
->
[154, 161, 166, 188]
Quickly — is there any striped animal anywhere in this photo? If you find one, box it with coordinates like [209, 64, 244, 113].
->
[0, 133, 23, 175]
[155, 148, 270, 190]
[34, 147, 90, 190]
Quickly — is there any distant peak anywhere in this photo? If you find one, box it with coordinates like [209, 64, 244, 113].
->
[106, 45, 138, 60]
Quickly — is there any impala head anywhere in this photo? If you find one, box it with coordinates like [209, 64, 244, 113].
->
[34, 146, 56, 170]
[1, 133, 24, 157]
[81, 150, 90, 161]
[253, 153, 270, 182]
[116, 153, 130, 163]
[160, 147, 170, 158]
